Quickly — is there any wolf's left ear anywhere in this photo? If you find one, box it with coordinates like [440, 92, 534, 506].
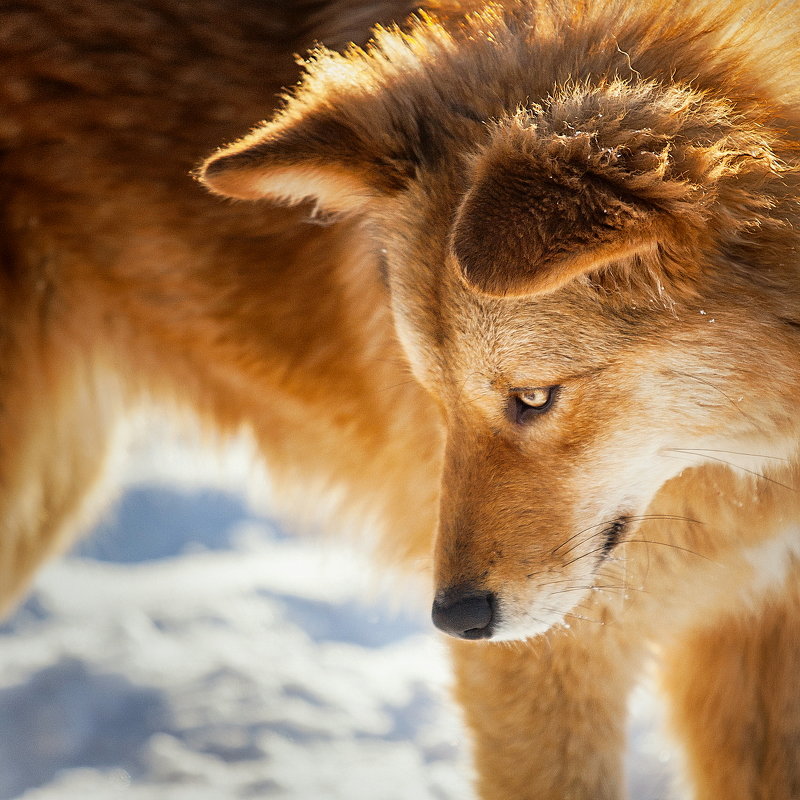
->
[199, 109, 409, 215]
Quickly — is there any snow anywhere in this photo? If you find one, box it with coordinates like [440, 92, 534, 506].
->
[0, 420, 679, 799]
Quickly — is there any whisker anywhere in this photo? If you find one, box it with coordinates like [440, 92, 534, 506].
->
[622, 538, 717, 563]
[532, 576, 582, 587]
[561, 545, 618, 569]
[663, 450, 797, 493]
[377, 378, 423, 393]
[666, 446, 789, 463]
[551, 519, 617, 556]
[524, 568, 551, 580]
[555, 529, 614, 559]
[539, 606, 605, 626]
[669, 369, 756, 425]
[554, 514, 704, 558]
[593, 583, 649, 595]
[548, 584, 648, 596]
[561, 537, 715, 569]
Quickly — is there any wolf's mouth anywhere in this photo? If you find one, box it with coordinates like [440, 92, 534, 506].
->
[600, 515, 630, 557]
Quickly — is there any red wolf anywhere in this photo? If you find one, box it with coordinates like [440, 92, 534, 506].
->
[5, 0, 800, 797]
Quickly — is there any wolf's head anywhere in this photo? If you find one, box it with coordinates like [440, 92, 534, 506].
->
[200, 0, 800, 640]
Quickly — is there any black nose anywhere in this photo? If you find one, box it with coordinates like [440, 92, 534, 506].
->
[431, 585, 495, 639]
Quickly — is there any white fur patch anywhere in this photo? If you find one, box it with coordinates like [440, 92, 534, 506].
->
[254, 166, 373, 216]
[492, 586, 593, 641]
[742, 527, 800, 602]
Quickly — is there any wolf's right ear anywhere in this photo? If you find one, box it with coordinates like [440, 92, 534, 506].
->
[199, 110, 410, 215]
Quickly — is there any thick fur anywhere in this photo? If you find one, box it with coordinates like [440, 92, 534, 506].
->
[0, 0, 435, 606]
[4, 1, 800, 798]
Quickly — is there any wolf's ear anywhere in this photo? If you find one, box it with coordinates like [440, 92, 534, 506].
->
[451, 146, 674, 297]
[199, 110, 409, 215]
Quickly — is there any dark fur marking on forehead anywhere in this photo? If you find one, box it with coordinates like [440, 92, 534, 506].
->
[411, 110, 446, 167]
[394, 104, 486, 172]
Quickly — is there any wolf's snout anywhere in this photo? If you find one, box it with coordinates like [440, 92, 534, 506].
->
[431, 585, 495, 639]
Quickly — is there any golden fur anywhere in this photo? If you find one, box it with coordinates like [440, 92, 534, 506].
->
[4, 0, 800, 797]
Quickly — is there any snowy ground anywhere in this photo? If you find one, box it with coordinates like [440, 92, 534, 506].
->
[0, 419, 679, 799]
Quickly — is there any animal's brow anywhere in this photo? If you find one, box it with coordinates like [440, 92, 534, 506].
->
[507, 366, 608, 391]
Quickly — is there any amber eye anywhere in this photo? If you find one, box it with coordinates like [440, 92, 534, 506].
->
[509, 386, 559, 424]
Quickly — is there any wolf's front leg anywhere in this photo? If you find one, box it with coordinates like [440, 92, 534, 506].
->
[450, 621, 639, 800]
[662, 580, 800, 800]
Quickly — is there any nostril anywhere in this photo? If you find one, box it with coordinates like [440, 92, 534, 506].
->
[431, 585, 495, 639]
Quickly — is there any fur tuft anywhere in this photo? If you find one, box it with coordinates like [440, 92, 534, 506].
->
[452, 81, 796, 296]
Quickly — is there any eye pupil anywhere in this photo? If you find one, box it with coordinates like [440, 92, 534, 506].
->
[508, 386, 558, 424]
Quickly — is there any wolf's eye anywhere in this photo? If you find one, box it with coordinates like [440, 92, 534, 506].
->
[509, 387, 558, 424]
[519, 388, 551, 408]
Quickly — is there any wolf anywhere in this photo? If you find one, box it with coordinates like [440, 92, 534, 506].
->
[4, 0, 800, 797]
[199, 0, 800, 797]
